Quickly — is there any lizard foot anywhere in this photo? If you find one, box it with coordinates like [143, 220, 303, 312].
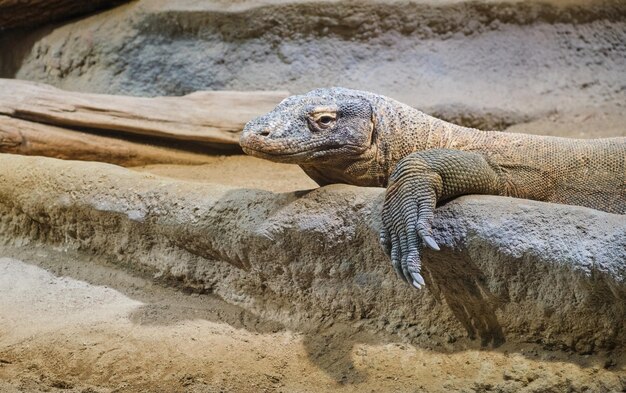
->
[379, 149, 505, 288]
[380, 172, 440, 289]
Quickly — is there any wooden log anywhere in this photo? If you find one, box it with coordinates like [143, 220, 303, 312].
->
[0, 0, 127, 30]
[0, 115, 219, 166]
[0, 79, 288, 145]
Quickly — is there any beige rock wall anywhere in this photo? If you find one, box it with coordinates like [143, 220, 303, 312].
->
[2, 0, 625, 130]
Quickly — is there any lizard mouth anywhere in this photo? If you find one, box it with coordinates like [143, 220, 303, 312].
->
[241, 146, 313, 161]
[239, 129, 369, 163]
[241, 142, 364, 163]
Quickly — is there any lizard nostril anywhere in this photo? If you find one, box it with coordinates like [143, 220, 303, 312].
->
[259, 129, 270, 137]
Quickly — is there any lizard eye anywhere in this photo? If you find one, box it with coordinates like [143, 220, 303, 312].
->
[307, 107, 338, 131]
[318, 116, 334, 125]
[311, 113, 336, 130]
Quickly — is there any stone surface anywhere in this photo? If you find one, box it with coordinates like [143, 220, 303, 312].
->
[0, 153, 624, 354]
[1, 0, 625, 130]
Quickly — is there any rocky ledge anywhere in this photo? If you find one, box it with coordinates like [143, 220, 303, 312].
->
[0, 153, 624, 355]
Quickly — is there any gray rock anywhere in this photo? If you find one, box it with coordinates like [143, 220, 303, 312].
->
[2, 0, 625, 130]
[0, 153, 624, 353]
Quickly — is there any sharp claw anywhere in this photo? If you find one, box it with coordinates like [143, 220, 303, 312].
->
[406, 249, 425, 289]
[392, 259, 405, 281]
[400, 253, 412, 285]
[422, 235, 440, 251]
[394, 269, 405, 281]
[411, 272, 425, 288]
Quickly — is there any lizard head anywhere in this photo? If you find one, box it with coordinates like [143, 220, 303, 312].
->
[240, 87, 376, 164]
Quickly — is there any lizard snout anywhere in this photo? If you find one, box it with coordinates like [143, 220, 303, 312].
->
[240, 120, 274, 152]
[242, 119, 272, 139]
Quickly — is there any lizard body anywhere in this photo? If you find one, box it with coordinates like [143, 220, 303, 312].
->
[240, 87, 626, 288]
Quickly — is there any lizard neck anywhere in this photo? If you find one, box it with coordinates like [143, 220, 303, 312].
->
[299, 142, 384, 187]
[374, 99, 433, 181]
[377, 101, 484, 180]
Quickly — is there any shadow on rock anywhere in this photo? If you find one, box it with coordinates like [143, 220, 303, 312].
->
[302, 324, 370, 384]
[127, 294, 284, 334]
[299, 322, 402, 385]
[425, 248, 506, 347]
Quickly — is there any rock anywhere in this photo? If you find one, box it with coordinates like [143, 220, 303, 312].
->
[1, 0, 624, 130]
[0, 153, 624, 352]
[0, 0, 127, 30]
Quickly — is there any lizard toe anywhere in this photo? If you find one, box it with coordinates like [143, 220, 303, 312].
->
[379, 228, 392, 257]
[399, 232, 412, 285]
[390, 233, 405, 282]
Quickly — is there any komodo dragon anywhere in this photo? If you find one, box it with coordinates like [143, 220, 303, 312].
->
[240, 87, 626, 289]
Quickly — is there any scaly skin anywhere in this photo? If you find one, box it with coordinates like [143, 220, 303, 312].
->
[240, 87, 626, 289]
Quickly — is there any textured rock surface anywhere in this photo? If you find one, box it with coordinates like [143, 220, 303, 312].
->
[1, 153, 624, 354]
[2, 0, 625, 129]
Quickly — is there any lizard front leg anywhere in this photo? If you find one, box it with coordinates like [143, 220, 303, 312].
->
[379, 149, 503, 288]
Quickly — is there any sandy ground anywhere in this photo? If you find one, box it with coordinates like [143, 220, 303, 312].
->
[1, 247, 624, 393]
[505, 105, 626, 139]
